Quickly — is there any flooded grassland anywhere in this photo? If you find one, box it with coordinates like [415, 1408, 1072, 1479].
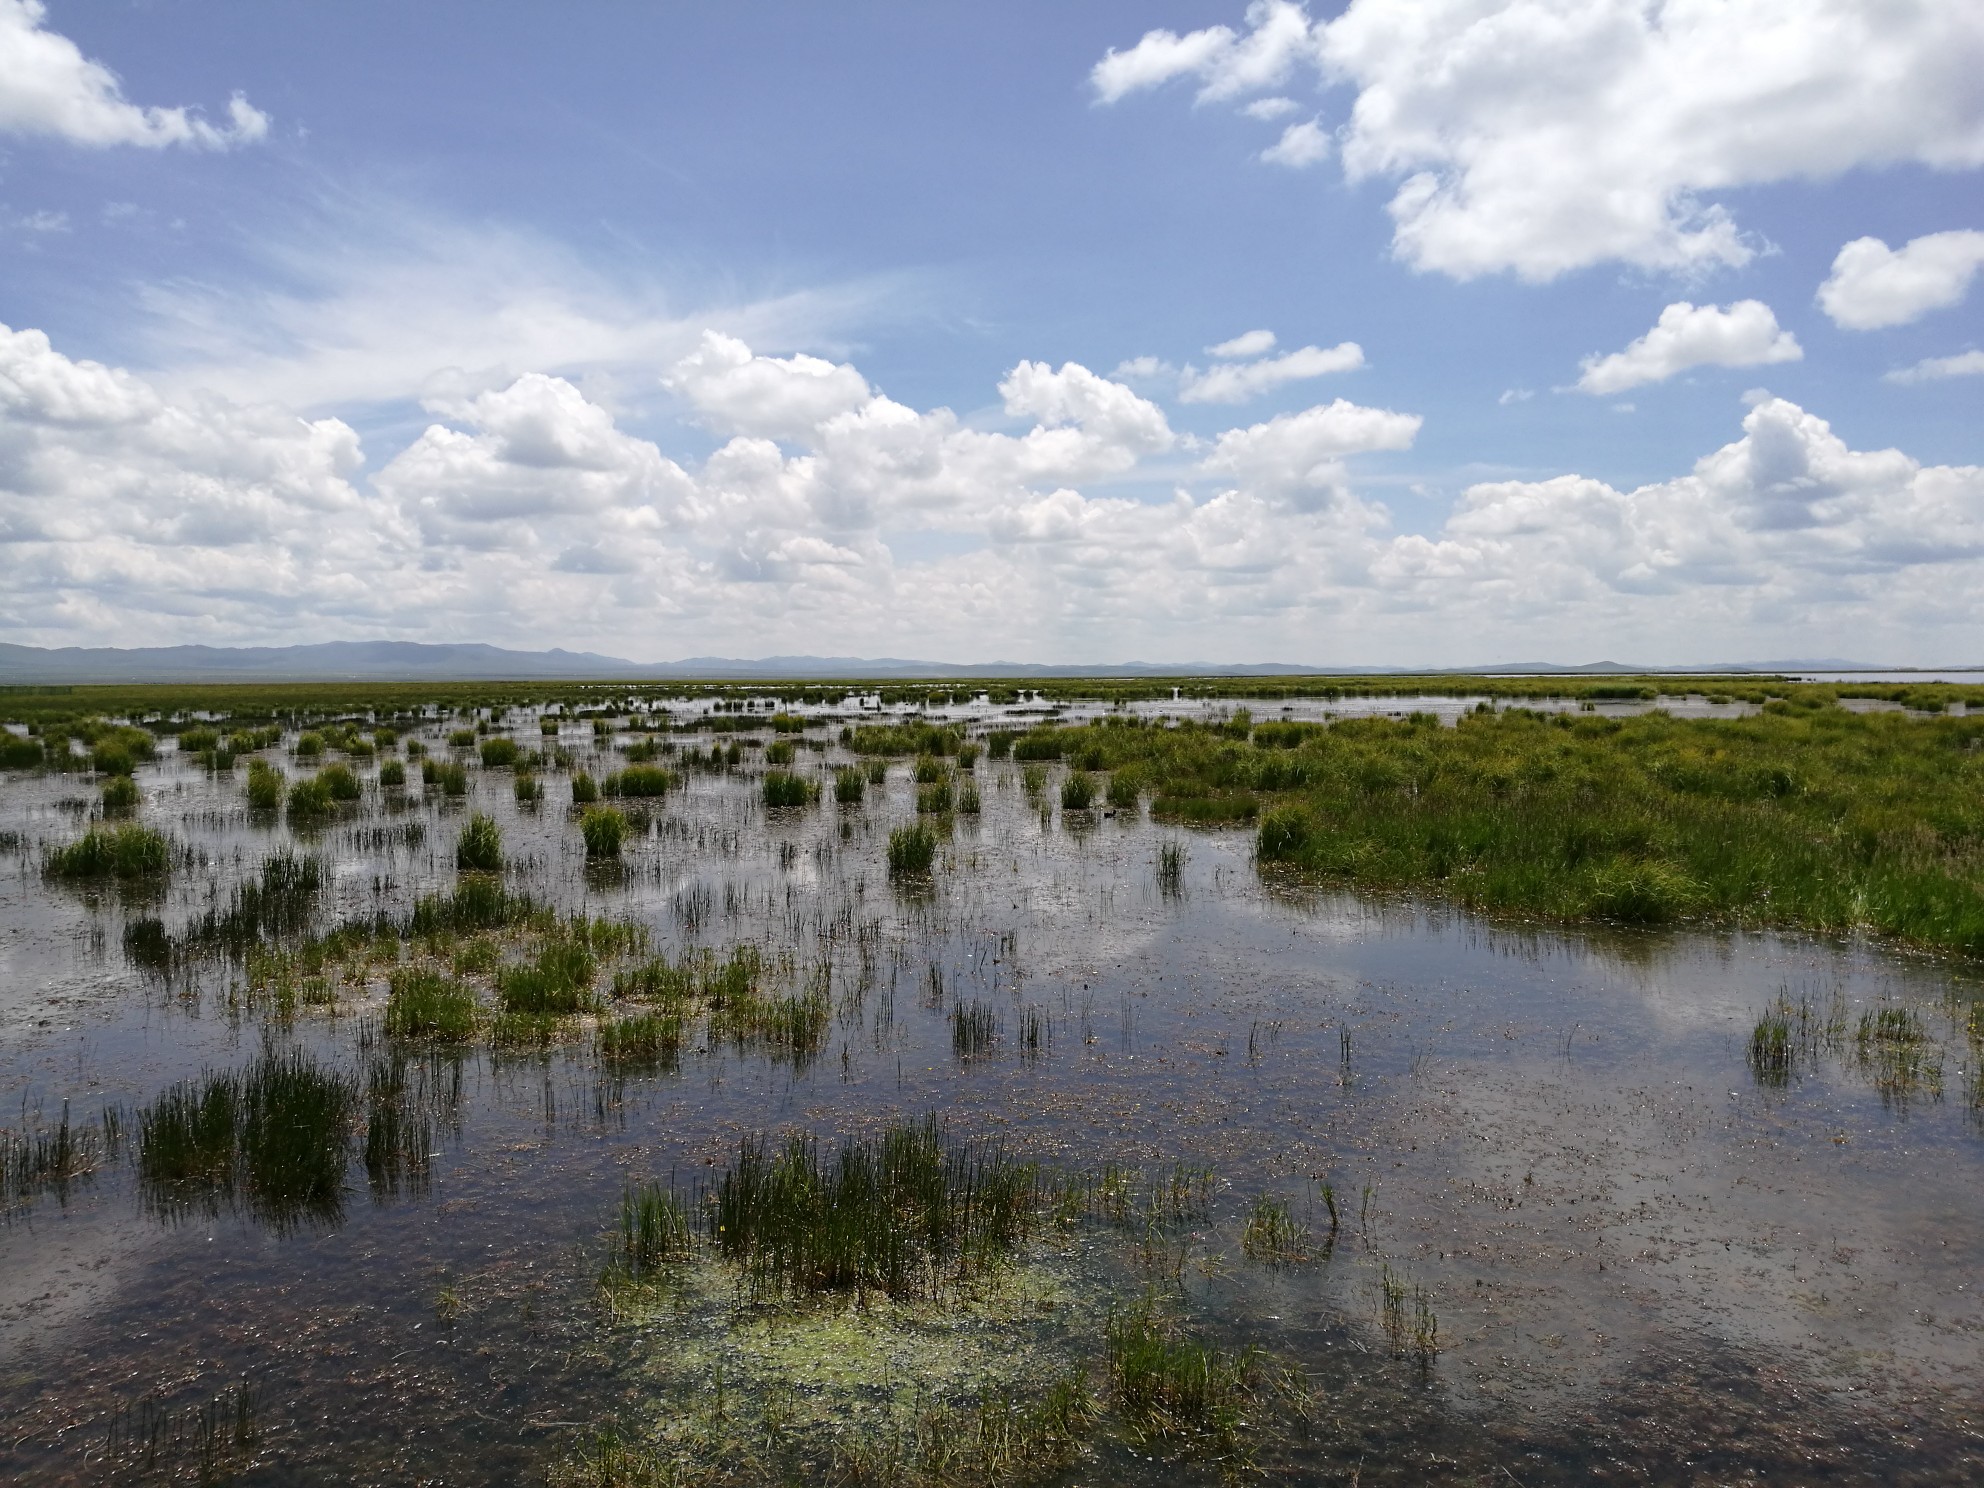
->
[0, 693, 1980, 1484]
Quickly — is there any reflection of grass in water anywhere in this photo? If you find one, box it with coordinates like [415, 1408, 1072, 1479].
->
[951, 1000, 997, 1058]
[102, 1379, 259, 1483]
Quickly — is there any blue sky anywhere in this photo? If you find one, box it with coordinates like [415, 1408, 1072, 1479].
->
[1, 0, 1981, 664]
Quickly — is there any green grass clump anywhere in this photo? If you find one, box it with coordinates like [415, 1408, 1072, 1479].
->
[888, 823, 937, 875]
[603, 1180, 694, 1286]
[101, 774, 141, 813]
[377, 760, 406, 788]
[47, 823, 170, 879]
[1240, 1193, 1306, 1262]
[762, 770, 817, 808]
[865, 757, 888, 785]
[1156, 840, 1187, 895]
[385, 968, 478, 1041]
[958, 781, 981, 815]
[709, 1117, 1041, 1299]
[318, 762, 362, 801]
[1105, 1294, 1263, 1453]
[916, 780, 953, 814]
[286, 775, 334, 819]
[498, 940, 598, 1015]
[2, 1102, 118, 1212]
[765, 739, 796, 765]
[138, 1049, 357, 1231]
[480, 737, 519, 767]
[1106, 770, 1140, 810]
[514, 773, 543, 804]
[571, 771, 599, 803]
[455, 812, 503, 872]
[913, 755, 946, 784]
[294, 732, 324, 759]
[448, 728, 478, 748]
[604, 764, 674, 798]
[245, 759, 284, 810]
[834, 767, 866, 804]
[1060, 772, 1095, 811]
[596, 1011, 684, 1071]
[408, 877, 534, 935]
[581, 806, 626, 859]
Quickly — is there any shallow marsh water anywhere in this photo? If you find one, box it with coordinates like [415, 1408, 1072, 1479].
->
[1, 701, 1980, 1484]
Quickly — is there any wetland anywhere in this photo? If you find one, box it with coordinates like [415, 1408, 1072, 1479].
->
[1, 674, 1981, 1484]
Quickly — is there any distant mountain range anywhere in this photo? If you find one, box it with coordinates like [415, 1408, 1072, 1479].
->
[0, 640, 1926, 684]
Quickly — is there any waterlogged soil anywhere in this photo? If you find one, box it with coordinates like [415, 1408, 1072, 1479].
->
[1, 699, 1981, 1484]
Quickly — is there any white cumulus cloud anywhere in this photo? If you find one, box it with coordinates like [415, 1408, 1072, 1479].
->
[1576, 301, 1801, 396]
[1095, 1, 1984, 282]
[0, 0, 267, 149]
[1091, 0, 1316, 106]
[1207, 330, 1277, 359]
[1818, 231, 1984, 330]
[1181, 341, 1365, 403]
[1886, 349, 1984, 384]
[1260, 118, 1330, 168]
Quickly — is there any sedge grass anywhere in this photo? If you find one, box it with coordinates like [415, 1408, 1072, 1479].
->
[47, 823, 170, 879]
[455, 812, 504, 872]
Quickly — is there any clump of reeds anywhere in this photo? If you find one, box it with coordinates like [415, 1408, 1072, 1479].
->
[3, 1101, 119, 1212]
[422, 759, 469, 795]
[320, 763, 362, 801]
[834, 767, 866, 804]
[294, 732, 324, 759]
[408, 877, 534, 935]
[762, 770, 818, 808]
[709, 1117, 1041, 1299]
[888, 823, 937, 876]
[455, 812, 503, 872]
[864, 758, 888, 785]
[138, 1048, 357, 1231]
[1021, 765, 1046, 799]
[958, 781, 981, 815]
[952, 999, 997, 1057]
[1748, 1007, 1794, 1086]
[1240, 1193, 1306, 1262]
[384, 967, 478, 1041]
[913, 756, 946, 785]
[582, 806, 626, 859]
[1059, 773, 1095, 811]
[498, 939, 599, 1015]
[286, 775, 334, 820]
[378, 760, 406, 788]
[916, 780, 953, 814]
[514, 774, 543, 804]
[245, 758, 284, 810]
[572, 771, 599, 804]
[605, 765, 674, 798]
[448, 728, 478, 748]
[765, 739, 796, 765]
[101, 774, 140, 813]
[603, 1180, 695, 1287]
[597, 1011, 684, 1072]
[1156, 840, 1186, 896]
[47, 823, 171, 879]
[1104, 1293, 1264, 1453]
[1379, 1265, 1439, 1366]
[1855, 1004, 1940, 1103]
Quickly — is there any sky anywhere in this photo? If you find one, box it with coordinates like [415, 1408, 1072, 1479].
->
[0, 0, 1980, 666]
